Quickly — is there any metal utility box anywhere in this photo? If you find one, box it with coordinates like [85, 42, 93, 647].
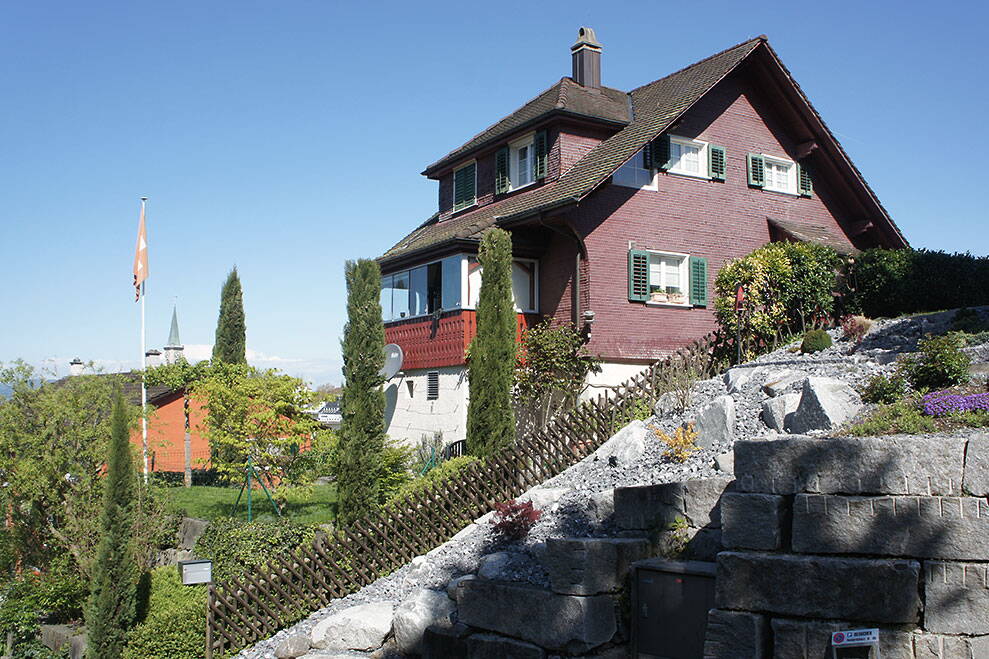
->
[632, 558, 717, 658]
[177, 559, 213, 585]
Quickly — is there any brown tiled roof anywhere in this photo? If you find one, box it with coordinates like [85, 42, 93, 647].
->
[383, 35, 906, 264]
[383, 37, 762, 263]
[422, 78, 630, 177]
[767, 217, 858, 255]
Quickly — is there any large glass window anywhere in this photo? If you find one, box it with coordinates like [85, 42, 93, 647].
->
[392, 271, 410, 320]
[441, 255, 462, 310]
[613, 148, 656, 190]
[380, 274, 394, 322]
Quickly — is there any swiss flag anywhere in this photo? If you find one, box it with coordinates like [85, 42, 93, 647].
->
[133, 201, 148, 301]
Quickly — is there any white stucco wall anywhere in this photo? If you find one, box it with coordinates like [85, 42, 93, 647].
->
[384, 366, 469, 447]
[580, 361, 652, 401]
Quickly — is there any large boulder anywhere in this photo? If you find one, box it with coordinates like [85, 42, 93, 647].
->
[309, 601, 396, 651]
[518, 486, 570, 510]
[477, 552, 513, 580]
[590, 419, 649, 464]
[785, 377, 863, 433]
[724, 367, 761, 393]
[761, 392, 800, 432]
[393, 589, 457, 655]
[762, 370, 807, 397]
[692, 396, 735, 448]
[177, 517, 210, 550]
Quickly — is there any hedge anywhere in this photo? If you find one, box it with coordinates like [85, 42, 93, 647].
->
[124, 567, 205, 659]
[846, 248, 989, 318]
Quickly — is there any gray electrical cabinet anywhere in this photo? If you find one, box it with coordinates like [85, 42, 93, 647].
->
[632, 558, 717, 658]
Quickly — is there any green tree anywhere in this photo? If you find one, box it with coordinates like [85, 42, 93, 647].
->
[514, 320, 600, 431]
[467, 228, 517, 457]
[85, 390, 139, 659]
[191, 363, 316, 484]
[336, 259, 386, 526]
[212, 267, 247, 364]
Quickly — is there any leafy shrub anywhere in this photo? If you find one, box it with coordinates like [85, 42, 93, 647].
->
[653, 423, 699, 463]
[715, 242, 841, 360]
[662, 516, 691, 558]
[284, 428, 337, 485]
[194, 518, 316, 582]
[123, 568, 205, 659]
[899, 334, 971, 391]
[610, 398, 653, 433]
[922, 391, 989, 417]
[952, 308, 989, 334]
[490, 500, 541, 542]
[800, 329, 833, 354]
[388, 455, 479, 505]
[378, 442, 414, 503]
[846, 249, 989, 318]
[861, 374, 907, 404]
[0, 555, 88, 651]
[847, 397, 938, 436]
[841, 315, 873, 344]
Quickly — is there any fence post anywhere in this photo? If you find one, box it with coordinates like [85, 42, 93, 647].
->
[206, 584, 214, 659]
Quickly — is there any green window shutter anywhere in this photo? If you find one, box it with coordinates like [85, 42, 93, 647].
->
[708, 145, 726, 181]
[534, 130, 548, 180]
[797, 163, 813, 197]
[642, 142, 654, 170]
[453, 163, 476, 212]
[747, 153, 765, 188]
[495, 147, 510, 194]
[689, 256, 709, 307]
[628, 250, 650, 302]
[654, 134, 671, 171]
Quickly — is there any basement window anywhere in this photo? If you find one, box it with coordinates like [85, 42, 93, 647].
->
[426, 372, 440, 400]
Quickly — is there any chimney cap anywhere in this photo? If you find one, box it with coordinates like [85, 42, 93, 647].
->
[571, 26, 602, 51]
[69, 358, 83, 365]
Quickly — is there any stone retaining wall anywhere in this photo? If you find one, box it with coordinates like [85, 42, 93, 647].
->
[707, 433, 989, 659]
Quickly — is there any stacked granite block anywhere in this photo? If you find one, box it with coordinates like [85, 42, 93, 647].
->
[706, 434, 989, 659]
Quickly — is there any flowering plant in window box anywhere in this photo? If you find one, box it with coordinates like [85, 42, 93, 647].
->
[665, 287, 686, 305]
[649, 286, 669, 303]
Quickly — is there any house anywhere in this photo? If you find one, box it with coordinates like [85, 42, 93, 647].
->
[377, 29, 907, 447]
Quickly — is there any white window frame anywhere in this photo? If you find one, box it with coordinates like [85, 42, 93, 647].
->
[613, 148, 658, 190]
[667, 136, 709, 180]
[760, 154, 798, 194]
[509, 134, 535, 191]
[453, 160, 477, 212]
[644, 249, 690, 307]
[465, 256, 540, 313]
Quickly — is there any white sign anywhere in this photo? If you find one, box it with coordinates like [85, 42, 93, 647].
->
[832, 628, 879, 647]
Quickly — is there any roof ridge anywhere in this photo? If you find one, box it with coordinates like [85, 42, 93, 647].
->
[628, 35, 765, 94]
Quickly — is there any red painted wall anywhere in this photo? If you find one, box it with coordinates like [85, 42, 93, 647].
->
[129, 391, 211, 473]
[385, 310, 541, 370]
[566, 70, 859, 362]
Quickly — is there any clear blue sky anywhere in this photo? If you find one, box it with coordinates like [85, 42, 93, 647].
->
[2, 0, 986, 386]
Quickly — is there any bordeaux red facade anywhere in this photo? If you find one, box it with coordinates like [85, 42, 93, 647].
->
[377, 30, 906, 446]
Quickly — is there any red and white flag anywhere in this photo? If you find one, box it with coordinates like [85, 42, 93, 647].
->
[133, 201, 148, 301]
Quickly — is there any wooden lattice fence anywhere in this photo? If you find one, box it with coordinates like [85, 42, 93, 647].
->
[206, 333, 724, 657]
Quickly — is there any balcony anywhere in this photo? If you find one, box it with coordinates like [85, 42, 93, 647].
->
[385, 310, 541, 371]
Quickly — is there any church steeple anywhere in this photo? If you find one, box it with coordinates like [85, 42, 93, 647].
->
[163, 305, 185, 364]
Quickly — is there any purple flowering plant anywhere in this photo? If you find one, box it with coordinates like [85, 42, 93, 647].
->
[922, 390, 989, 417]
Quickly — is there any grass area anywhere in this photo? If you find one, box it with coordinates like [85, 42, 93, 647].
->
[164, 484, 337, 525]
[847, 397, 989, 437]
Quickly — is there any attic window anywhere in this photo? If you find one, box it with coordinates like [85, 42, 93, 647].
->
[613, 148, 657, 190]
[511, 136, 534, 189]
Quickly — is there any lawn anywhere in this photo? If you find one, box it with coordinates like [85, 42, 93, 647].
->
[164, 483, 337, 525]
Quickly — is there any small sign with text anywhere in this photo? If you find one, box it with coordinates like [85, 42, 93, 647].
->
[832, 628, 879, 647]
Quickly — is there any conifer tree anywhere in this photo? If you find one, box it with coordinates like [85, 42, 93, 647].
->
[212, 267, 247, 364]
[85, 390, 139, 659]
[467, 228, 517, 456]
[336, 259, 386, 526]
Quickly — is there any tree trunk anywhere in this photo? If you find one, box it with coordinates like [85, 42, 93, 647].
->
[184, 395, 192, 488]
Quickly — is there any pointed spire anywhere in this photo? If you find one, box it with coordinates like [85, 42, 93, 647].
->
[166, 306, 182, 348]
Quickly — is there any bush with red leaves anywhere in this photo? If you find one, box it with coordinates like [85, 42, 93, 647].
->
[490, 499, 542, 542]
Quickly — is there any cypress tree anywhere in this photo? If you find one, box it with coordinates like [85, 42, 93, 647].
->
[85, 390, 139, 658]
[336, 259, 386, 526]
[467, 228, 517, 457]
[212, 267, 247, 364]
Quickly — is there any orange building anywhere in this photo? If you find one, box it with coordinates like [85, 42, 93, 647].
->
[131, 387, 212, 474]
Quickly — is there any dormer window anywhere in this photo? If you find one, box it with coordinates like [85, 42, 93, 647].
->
[511, 136, 534, 189]
[495, 130, 548, 195]
[453, 162, 477, 212]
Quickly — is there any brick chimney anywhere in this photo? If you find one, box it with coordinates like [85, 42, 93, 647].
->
[571, 26, 602, 88]
[69, 358, 84, 377]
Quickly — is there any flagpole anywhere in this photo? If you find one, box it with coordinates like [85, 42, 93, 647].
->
[140, 197, 149, 483]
